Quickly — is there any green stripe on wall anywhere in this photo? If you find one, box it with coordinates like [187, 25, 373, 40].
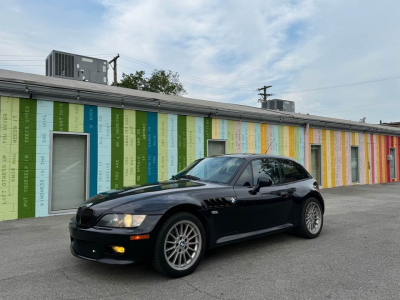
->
[18, 98, 36, 218]
[204, 118, 212, 156]
[136, 111, 147, 184]
[178, 115, 187, 171]
[53, 102, 69, 131]
[111, 108, 124, 189]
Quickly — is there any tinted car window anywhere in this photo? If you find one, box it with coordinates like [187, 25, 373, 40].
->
[280, 159, 310, 183]
[251, 159, 281, 186]
[235, 164, 253, 186]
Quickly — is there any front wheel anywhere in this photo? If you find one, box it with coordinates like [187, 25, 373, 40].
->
[293, 197, 323, 239]
[152, 212, 206, 278]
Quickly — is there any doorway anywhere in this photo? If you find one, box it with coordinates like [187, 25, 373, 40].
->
[310, 145, 322, 185]
[50, 133, 89, 212]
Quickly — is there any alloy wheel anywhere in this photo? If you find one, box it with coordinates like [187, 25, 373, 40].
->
[305, 202, 322, 234]
[164, 220, 202, 271]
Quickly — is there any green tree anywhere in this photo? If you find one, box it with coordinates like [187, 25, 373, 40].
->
[118, 69, 187, 96]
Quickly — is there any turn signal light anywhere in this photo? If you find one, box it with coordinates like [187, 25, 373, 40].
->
[130, 234, 150, 240]
[111, 245, 125, 254]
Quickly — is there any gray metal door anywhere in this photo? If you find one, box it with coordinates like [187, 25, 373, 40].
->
[310, 145, 322, 185]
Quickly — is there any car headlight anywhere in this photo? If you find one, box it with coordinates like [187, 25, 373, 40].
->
[96, 214, 146, 228]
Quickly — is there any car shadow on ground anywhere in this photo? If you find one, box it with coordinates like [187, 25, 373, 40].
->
[67, 228, 328, 283]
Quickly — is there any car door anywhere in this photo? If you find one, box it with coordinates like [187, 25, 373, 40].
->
[233, 158, 293, 231]
[278, 159, 313, 223]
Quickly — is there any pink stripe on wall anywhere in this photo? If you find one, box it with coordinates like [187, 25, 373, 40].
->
[345, 132, 352, 185]
[335, 131, 343, 186]
[234, 121, 241, 153]
[359, 134, 366, 184]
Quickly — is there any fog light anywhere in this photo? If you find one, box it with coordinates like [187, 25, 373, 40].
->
[111, 245, 125, 254]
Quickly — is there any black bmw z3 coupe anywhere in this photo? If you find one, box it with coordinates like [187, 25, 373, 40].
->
[69, 154, 324, 278]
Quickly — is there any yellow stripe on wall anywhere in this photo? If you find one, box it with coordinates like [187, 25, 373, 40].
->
[365, 133, 370, 184]
[289, 126, 295, 159]
[322, 129, 328, 188]
[284, 126, 290, 157]
[248, 122, 255, 153]
[330, 130, 336, 188]
[68, 103, 84, 132]
[212, 118, 220, 139]
[342, 132, 347, 186]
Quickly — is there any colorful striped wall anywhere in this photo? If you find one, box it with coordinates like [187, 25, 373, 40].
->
[308, 128, 400, 188]
[0, 96, 399, 221]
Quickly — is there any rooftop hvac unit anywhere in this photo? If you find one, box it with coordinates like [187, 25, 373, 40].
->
[261, 99, 295, 112]
[45, 50, 108, 85]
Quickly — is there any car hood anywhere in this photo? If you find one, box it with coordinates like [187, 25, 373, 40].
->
[81, 180, 226, 213]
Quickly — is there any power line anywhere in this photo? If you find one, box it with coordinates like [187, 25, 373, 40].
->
[120, 55, 261, 89]
[0, 65, 44, 67]
[0, 60, 43, 61]
[281, 75, 400, 94]
[0, 53, 115, 57]
[118, 64, 256, 91]
[301, 99, 400, 116]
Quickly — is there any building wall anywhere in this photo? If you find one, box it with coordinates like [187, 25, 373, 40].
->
[0, 96, 399, 221]
[308, 128, 400, 188]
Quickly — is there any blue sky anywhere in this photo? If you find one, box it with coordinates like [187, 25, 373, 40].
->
[1, 0, 399, 124]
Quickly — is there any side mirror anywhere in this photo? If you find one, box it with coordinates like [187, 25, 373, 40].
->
[249, 177, 272, 195]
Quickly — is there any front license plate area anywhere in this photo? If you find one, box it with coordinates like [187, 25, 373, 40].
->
[73, 239, 100, 259]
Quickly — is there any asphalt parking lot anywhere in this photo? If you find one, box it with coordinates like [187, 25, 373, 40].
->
[1, 183, 400, 300]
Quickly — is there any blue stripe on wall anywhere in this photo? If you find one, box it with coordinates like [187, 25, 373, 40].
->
[84, 105, 98, 197]
[147, 112, 158, 183]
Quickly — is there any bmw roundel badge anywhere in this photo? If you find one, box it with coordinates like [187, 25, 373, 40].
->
[230, 197, 237, 204]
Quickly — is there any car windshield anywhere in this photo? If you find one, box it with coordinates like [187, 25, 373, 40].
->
[184, 157, 244, 184]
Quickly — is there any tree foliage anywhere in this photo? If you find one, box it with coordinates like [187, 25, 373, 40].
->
[118, 69, 187, 96]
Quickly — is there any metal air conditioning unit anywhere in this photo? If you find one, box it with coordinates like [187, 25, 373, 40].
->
[45, 50, 108, 85]
[261, 99, 295, 112]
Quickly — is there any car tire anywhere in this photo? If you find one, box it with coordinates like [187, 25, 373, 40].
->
[152, 212, 206, 278]
[293, 197, 323, 239]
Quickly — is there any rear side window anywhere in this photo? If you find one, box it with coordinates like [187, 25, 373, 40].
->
[280, 160, 310, 183]
[251, 159, 281, 186]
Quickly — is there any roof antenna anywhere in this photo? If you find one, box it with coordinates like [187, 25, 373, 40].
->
[265, 137, 275, 154]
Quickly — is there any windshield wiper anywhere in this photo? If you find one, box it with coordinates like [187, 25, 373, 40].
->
[181, 175, 201, 181]
[171, 175, 178, 180]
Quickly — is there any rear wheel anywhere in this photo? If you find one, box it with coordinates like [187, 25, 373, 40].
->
[293, 197, 323, 239]
[152, 212, 206, 277]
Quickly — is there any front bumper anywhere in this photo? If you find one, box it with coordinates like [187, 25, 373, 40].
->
[69, 215, 162, 265]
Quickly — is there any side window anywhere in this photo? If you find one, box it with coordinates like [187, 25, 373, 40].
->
[251, 159, 281, 186]
[235, 164, 253, 187]
[280, 160, 310, 183]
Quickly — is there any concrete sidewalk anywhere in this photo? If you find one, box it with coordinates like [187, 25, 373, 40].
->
[1, 182, 400, 300]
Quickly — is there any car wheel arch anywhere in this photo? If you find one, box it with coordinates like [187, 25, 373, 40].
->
[306, 191, 325, 213]
[153, 204, 210, 248]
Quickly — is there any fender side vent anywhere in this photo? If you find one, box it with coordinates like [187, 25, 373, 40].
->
[203, 198, 233, 209]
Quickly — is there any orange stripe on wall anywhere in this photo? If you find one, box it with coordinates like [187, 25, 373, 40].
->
[342, 132, 347, 186]
[352, 132, 356, 146]
[261, 124, 267, 154]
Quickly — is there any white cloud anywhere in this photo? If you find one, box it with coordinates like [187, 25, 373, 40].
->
[1, 0, 399, 123]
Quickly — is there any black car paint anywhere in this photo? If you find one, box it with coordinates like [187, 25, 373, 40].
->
[69, 154, 324, 265]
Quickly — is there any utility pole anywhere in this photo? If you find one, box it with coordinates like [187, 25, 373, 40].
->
[109, 54, 120, 86]
[257, 85, 273, 107]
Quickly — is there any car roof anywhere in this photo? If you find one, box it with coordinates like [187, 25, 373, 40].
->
[207, 154, 298, 161]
